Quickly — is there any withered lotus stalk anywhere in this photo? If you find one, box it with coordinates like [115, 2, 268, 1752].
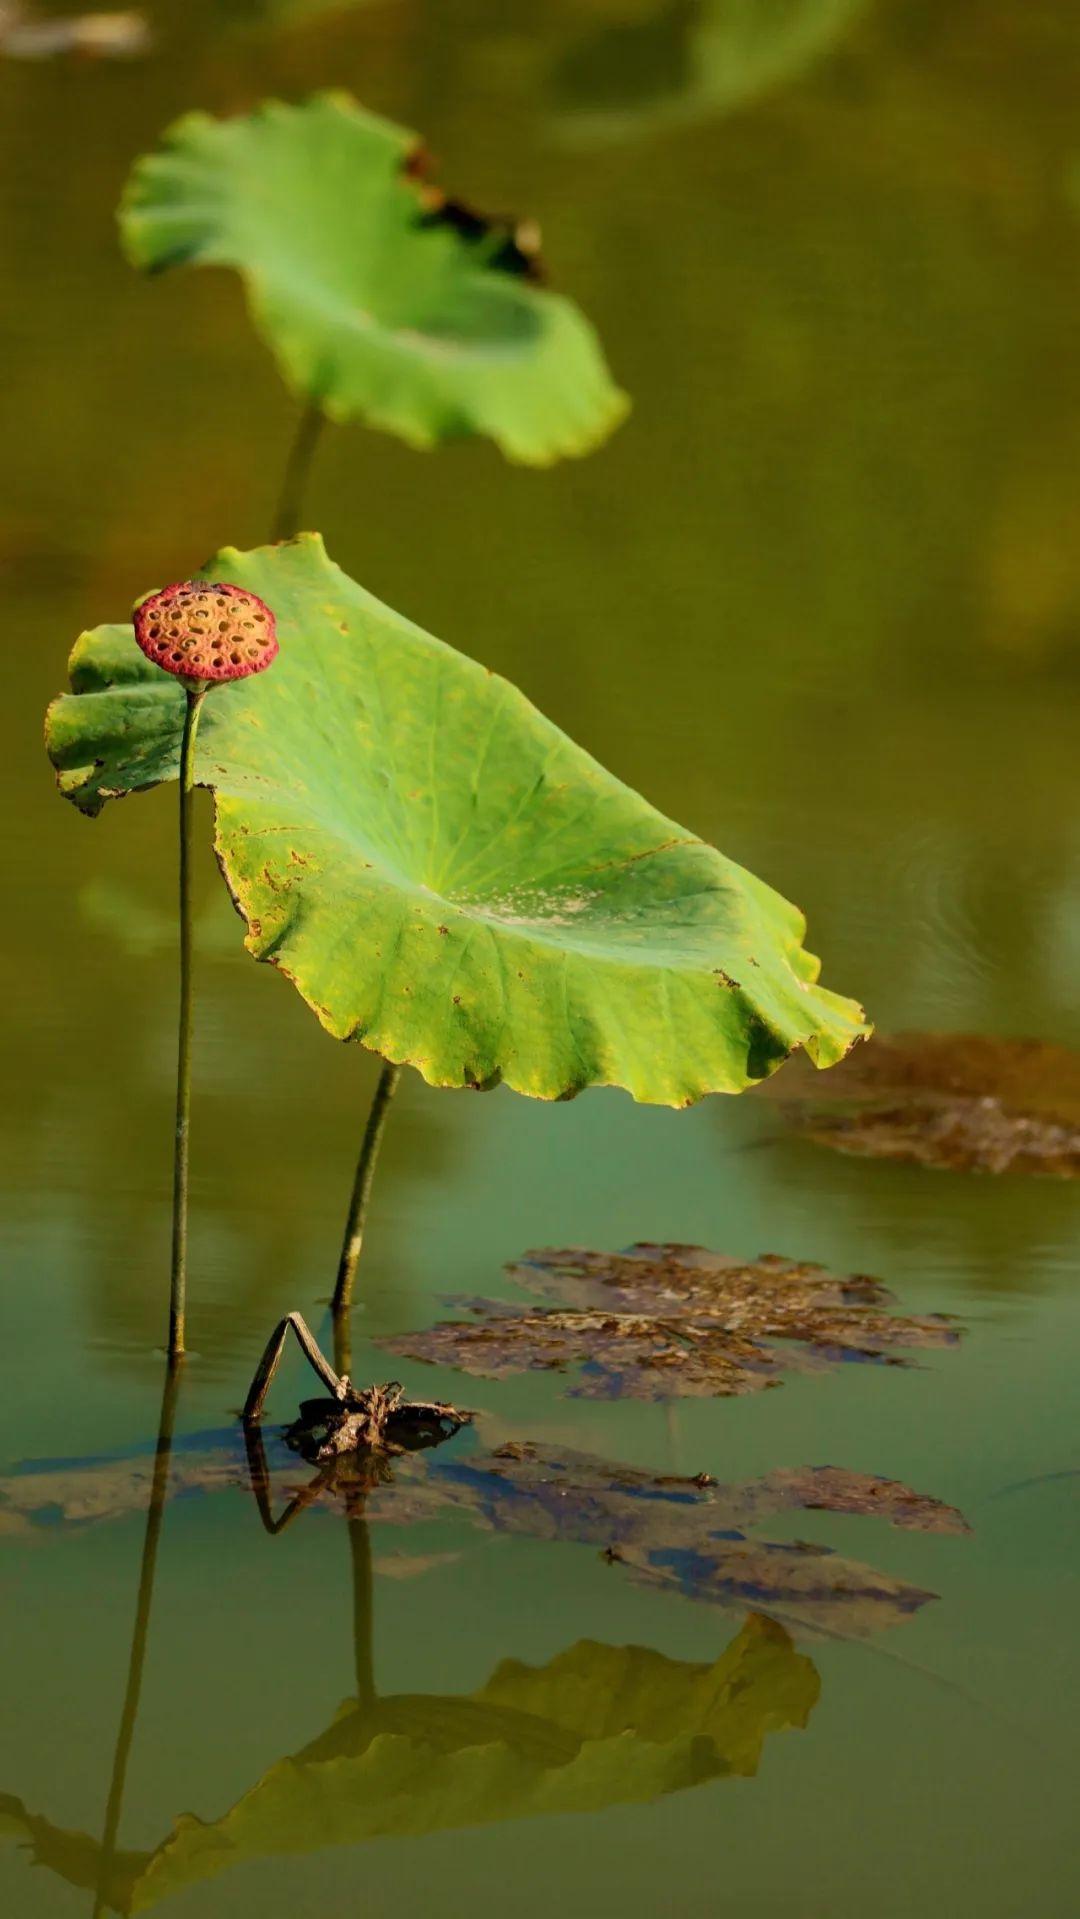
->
[133, 582, 278, 1358]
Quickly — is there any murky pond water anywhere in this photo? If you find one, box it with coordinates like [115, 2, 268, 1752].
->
[3, 3, 1080, 1913]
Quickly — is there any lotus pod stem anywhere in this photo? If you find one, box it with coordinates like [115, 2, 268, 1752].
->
[169, 683, 207, 1357]
[131, 581, 279, 1356]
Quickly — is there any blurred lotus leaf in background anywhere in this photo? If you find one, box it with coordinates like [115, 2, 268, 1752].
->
[120, 92, 629, 463]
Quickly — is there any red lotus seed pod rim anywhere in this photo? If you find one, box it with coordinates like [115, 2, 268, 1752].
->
[132, 581, 278, 684]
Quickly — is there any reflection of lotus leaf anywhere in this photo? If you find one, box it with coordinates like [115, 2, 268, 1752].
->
[45, 535, 867, 1105]
[382, 1241, 958, 1398]
[764, 1033, 1080, 1177]
[120, 93, 628, 464]
[0, 1616, 816, 1912]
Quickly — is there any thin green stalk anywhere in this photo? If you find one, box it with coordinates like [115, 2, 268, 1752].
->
[272, 402, 325, 543]
[92, 1358, 182, 1918]
[332, 1303, 353, 1384]
[170, 684, 208, 1360]
[332, 1061, 401, 1316]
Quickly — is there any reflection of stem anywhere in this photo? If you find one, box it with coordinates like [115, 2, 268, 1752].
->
[348, 1519, 376, 1713]
[272, 403, 325, 543]
[332, 1061, 401, 1316]
[663, 1399, 684, 1476]
[92, 1359, 182, 1919]
[243, 1422, 336, 1536]
[170, 684, 208, 1360]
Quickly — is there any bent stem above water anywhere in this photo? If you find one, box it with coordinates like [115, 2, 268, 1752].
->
[170, 683, 208, 1359]
[332, 1061, 401, 1318]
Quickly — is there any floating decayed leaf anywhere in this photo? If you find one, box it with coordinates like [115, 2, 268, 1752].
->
[380, 1242, 958, 1399]
[0, 1428, 967, 1639]
[0, 1614, 817, 1911]
[763, 1032, 1080, 1176]
[45, 536, 867, 1105]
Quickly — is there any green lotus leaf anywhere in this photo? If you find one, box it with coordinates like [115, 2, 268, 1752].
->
[1, 1618, 817, 1912]
[45, 535, 867, 1103]
[119, 92, 628, 464]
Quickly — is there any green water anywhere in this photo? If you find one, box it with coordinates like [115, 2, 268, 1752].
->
[3, 1, 1080, 1912]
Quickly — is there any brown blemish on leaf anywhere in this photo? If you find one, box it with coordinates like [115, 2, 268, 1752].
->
[380, 1244, 958, 1401]
[403, 144, 545, 283]
[763, 1032, 1080, 1177]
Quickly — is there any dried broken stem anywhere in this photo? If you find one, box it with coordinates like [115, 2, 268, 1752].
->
[243, 1310, 344, 1424]
[169, 683, 208, 1360]
[332, 1060, 401, 1316]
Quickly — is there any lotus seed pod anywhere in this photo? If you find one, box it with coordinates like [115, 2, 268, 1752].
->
[133, 582, 278, 683]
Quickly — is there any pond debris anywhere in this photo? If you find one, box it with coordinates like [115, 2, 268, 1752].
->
[760, 1031, 1080, 1176]
[0, 1428, 967, 1640]
[243, 1311, 471, 1463]
[0, 7, 150, 58]
[379, 1243, 958, 1400]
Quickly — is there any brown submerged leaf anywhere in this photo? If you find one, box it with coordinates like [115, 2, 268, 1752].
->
[0, 1430, 967, 1639]
[380, 1243, 957, 1400]
[372, 1442, 966, 1639]
[763, 1032, 1080, 1176]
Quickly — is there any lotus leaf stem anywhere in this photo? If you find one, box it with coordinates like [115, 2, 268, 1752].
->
[333, 1061, 401, 1316]
[272, 402, 325, 542]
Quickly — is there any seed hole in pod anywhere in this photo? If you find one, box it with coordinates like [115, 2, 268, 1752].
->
[230, 651, 242, 665]
[149, 625, 161, 639]
[246, 646, 259, 659]
[171, 652, 183, 663]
